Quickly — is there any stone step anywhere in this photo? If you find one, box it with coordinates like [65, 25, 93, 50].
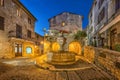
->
[56, 71, 68, 80]
[67, 71, 81, 80]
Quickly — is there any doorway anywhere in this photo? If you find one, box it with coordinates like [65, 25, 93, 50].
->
[68, 41, 81, 55]
[110, 29, 117, 50]
[15, 44, 22, 57]
[52, 42, 60, 52]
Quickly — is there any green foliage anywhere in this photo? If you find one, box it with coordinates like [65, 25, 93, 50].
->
[74, 31, 87, 40]
[115, 44, 120, 52]
[103, 45, 109, 49]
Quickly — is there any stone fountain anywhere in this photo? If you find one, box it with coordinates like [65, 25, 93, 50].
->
[46, 30, 76, 65]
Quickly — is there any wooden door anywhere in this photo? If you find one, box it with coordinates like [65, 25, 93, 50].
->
[15, 44, 22, 57]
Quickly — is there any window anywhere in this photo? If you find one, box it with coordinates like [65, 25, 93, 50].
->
[0, 0, 4, 6]
[17, 8, 20, 16]
[116, 0, 120, 11]
[36, 34, 39, 39]
[26, 47, 32, 54]
[98, 8, 105, 24]
[0, 16, 4, 30]
[90, 14, 92, 24]
[94, 1, 97, 6]
[98, 0, 104, 9]
[70, 19, 74, 21]
[53, 19, 56, 24]
[27, 30, 31, 38]
[16, 24, 22, 38]
[28, 18, 31, 24]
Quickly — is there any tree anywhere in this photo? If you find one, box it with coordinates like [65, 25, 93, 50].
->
[74, 31, 87, 40]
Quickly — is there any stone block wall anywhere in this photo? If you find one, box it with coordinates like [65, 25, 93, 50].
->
[0, 31, 13, 58]
[0, 0, 36, 41]
[49, 12, 82, 33]
[94, 48, 120, 79]
[83, 46, 120, 79]
[83, 46, 95, 63]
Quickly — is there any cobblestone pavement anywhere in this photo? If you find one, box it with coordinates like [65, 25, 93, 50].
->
[0, 58, 118, 80]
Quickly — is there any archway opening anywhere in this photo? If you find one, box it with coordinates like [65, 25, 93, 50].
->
[68, 41, 82, 55]
[52, 42, 60, 52]
[44, 41, 50, 53]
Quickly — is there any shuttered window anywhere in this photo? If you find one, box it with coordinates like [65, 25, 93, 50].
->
[0, 16, 4, 30]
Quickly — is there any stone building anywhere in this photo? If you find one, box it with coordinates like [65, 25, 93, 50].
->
[43, 12, 83, 55]
[88, 0, 120, 50]
[49, 12, 83, 33]
[0, 0, 43, 58]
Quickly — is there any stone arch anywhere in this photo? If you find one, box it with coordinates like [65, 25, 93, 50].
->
[44, 41, 51, 53]
[52, 42, 60, 52]
[68, 41, 82, 55]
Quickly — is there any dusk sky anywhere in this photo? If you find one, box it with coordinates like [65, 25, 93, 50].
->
[20, 0, 93, 36]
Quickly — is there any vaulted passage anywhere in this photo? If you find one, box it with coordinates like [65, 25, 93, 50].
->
[44, 41, 51, 53]
[52, 42, 60, 52]
[68, 42, 82, 55]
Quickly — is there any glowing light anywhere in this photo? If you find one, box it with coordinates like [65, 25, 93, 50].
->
[69, 42, 81, 55]
[40, 41, 44, 44]
[35, 46, 37, 48]
[52, 42, 60, 51]
[62, 22, 65, 26]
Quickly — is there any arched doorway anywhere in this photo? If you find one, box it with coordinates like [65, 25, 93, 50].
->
[68, 41, 82, 55]
[52, 42, 60, 52]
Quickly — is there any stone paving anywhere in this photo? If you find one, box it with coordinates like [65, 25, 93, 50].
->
[0, 57, 118, 80]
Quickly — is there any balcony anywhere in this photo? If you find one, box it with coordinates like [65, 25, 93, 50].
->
[8, 30, 16, 38]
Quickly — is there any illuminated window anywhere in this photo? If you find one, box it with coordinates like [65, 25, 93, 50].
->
[26, 47, 32, 54]
[0, 0, 4, 6]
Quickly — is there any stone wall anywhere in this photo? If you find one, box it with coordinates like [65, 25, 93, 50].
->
[49, 12, 82, 33]
[83, 46, 120, 79]
[0, 0, 36, 41]
[83, 46, 95, 63]
[94, 48, 120, 79]
[0, 31, 13, 58]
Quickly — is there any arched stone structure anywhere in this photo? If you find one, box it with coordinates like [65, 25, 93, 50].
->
[68, 41, 82, 55]
[52, 42, 60, 51]
[44, 41, 51, 53]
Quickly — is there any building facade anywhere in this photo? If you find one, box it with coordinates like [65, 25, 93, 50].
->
[49, 12, 83, 33]
[88, 0, 120, 50]
[0, 0, 43, 58]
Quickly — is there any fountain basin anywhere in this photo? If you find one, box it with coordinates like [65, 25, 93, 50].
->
[47, 51, 76, 65]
